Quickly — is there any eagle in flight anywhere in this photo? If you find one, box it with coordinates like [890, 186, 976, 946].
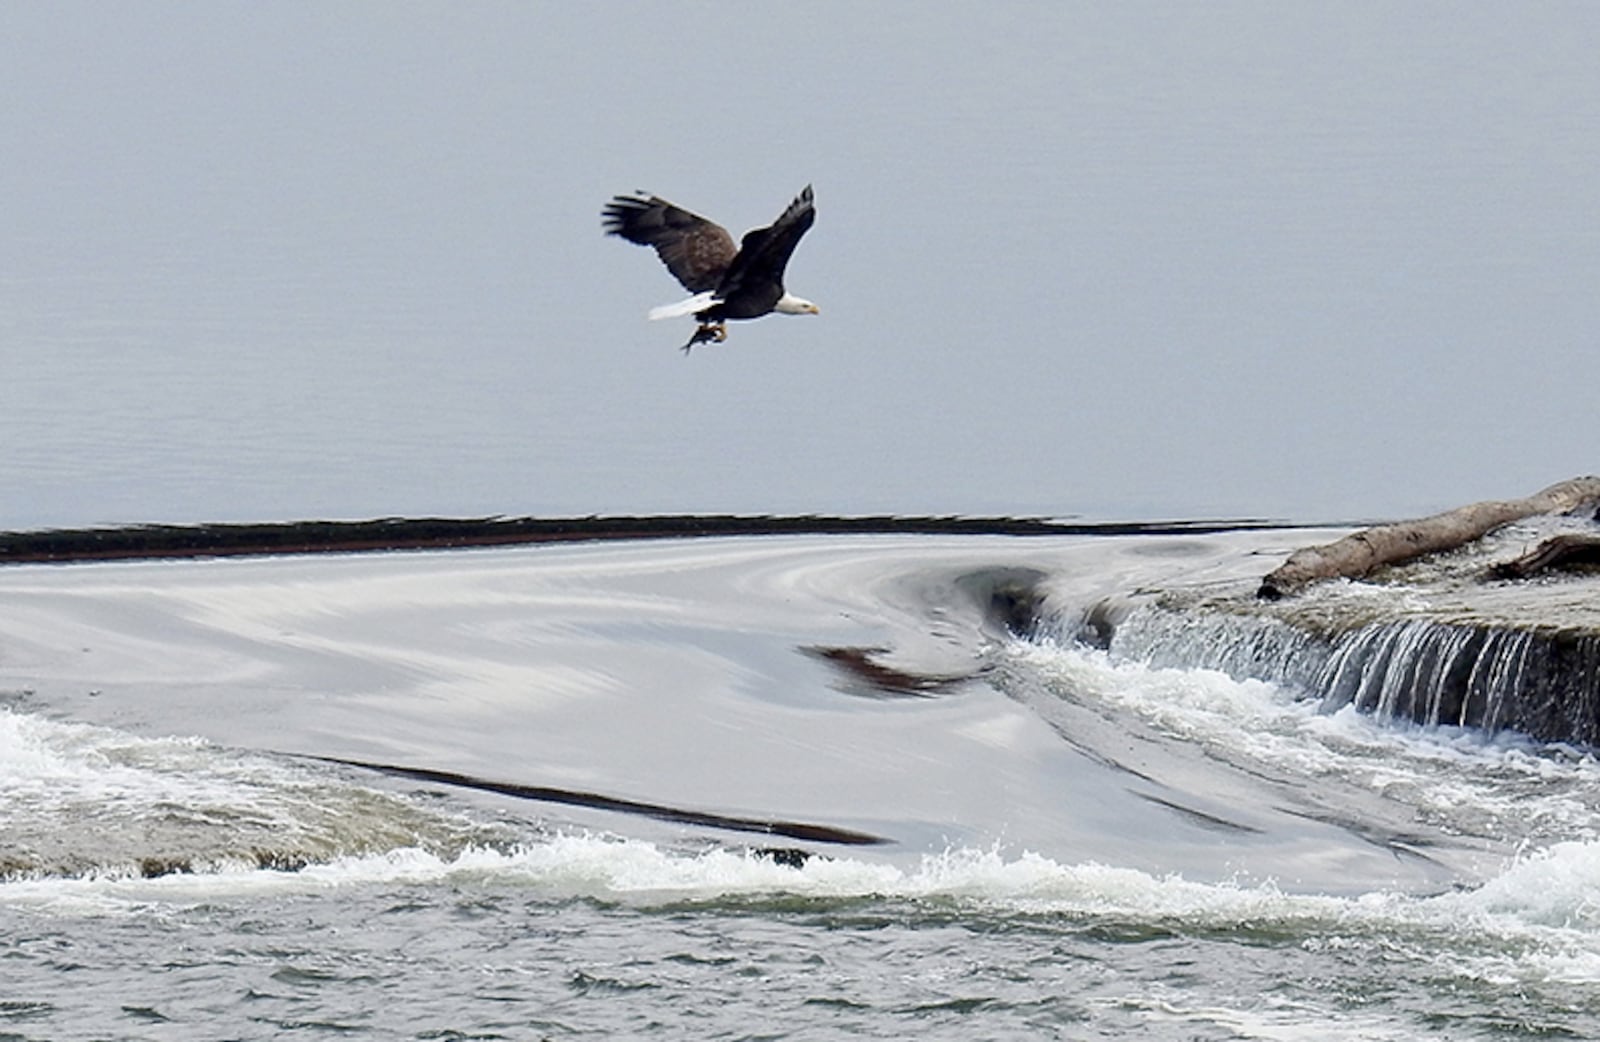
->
[602, 186, 818, 352]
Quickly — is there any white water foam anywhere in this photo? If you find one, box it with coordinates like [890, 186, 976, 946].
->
[0, 707, 232, 826]
[11, 830, 1600, 989]
[7, 761, 1600, 1004]
[0, 707, 497, 882]
[1008, 639, 1600, 846]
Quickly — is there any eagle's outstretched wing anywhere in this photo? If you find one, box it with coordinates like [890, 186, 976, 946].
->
[716, 185, 815, 301]
[602, 193, 738, 293]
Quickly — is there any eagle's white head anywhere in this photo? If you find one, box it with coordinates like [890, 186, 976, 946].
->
[775, 293, 820, 316]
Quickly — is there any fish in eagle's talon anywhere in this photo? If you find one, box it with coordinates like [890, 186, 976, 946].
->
[678, 326, 716, 355]
[680, 324, 724, 353]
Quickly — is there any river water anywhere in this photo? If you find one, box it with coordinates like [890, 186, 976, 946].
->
[4, 530, 1600, 1039]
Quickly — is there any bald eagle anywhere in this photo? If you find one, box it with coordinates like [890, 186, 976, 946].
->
[602, 185, 818, 352]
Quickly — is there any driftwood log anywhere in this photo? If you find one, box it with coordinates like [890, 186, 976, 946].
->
[1258, 477, 1600, 599]
[1489, 533, 1600, 580]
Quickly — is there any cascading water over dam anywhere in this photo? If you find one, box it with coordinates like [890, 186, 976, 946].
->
[1090, 606, 1600, 744]
[1042, 515, 1600, 746]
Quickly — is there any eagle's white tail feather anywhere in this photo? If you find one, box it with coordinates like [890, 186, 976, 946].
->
[648, 291, 718, 321]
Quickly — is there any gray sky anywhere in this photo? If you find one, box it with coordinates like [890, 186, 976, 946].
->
[2, 3, 1597, 527]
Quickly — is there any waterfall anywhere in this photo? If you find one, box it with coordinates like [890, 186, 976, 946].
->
[1067, 602, 1600, 746]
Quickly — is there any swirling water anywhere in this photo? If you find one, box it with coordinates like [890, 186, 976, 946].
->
[4, 531, 1600, 1040]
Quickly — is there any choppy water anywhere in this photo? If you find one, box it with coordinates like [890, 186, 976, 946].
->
[5, 531, 1600, 1039]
